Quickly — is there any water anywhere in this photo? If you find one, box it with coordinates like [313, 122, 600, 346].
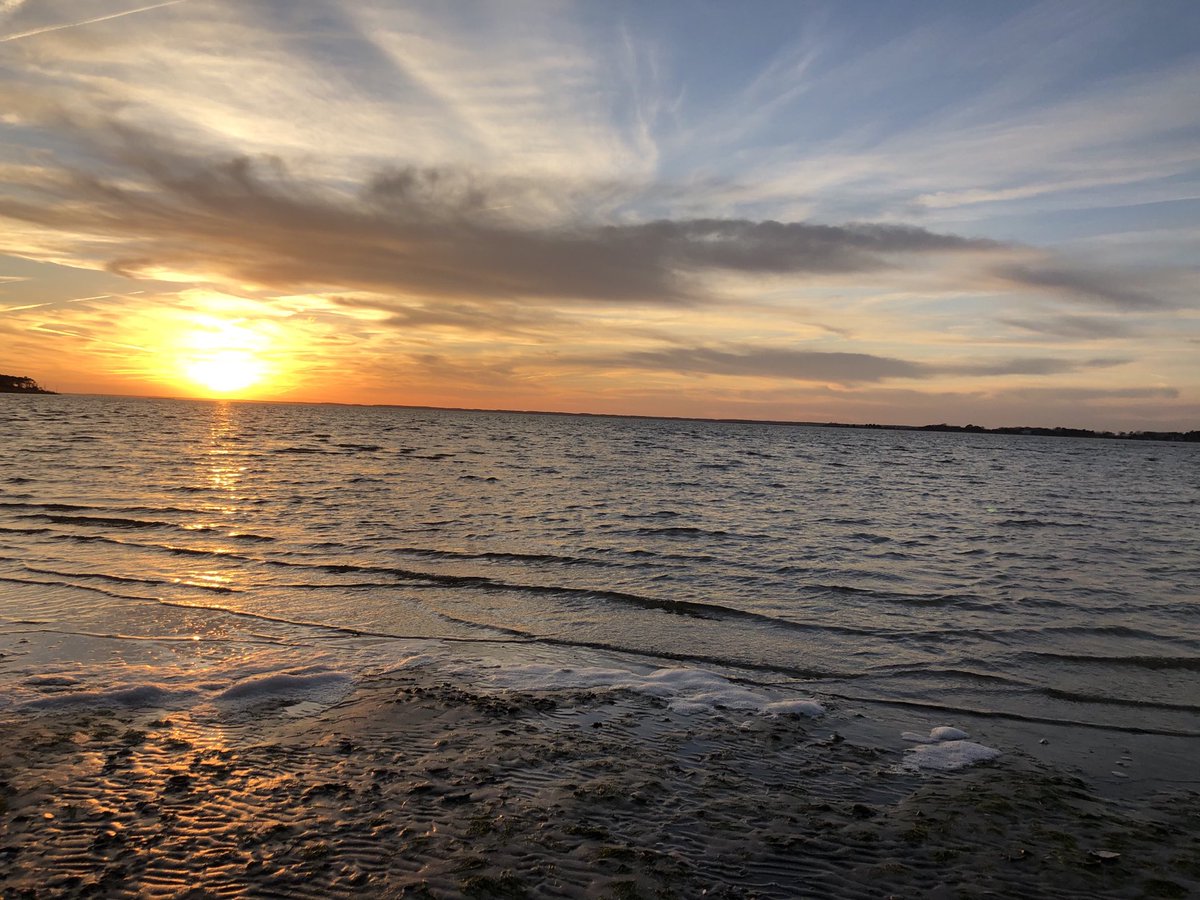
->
[2, 395, 1198, 754]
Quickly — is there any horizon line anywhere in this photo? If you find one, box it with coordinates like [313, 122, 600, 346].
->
[12, 389, 1197, 439]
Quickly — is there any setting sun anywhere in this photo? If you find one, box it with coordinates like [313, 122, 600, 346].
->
[183, 350, 268, 394]
[161, 305, 284, 397]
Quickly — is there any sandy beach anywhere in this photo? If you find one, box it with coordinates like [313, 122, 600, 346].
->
[3, 662, 1198, 899]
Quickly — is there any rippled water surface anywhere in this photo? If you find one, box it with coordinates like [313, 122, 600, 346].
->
[2, 395, 1198, 740]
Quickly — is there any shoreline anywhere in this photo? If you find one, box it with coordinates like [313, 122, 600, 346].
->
[3, 660, 1198, 898]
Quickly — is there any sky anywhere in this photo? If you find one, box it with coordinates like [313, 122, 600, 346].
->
[1, 0, 1197, 429]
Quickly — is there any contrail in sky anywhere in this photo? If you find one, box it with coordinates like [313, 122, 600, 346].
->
[0, 0, 186, 43]
[0, 291, 143, 314]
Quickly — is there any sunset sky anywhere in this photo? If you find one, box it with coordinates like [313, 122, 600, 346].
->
[1, 0, 1197, 428]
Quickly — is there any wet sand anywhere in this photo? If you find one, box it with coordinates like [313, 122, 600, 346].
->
[2, 670, 1199, 899]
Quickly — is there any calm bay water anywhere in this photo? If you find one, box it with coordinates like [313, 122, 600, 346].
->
[2, 394, 1198, 744]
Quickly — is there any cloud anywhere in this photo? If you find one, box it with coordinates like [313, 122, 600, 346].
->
[597, 344, 1124, 386]
[993, 263, 1169, 311]
[0, 127, 1002, 307]
[1004, 386, 1179, 401]
[616, 346, 925, 384]
[330, 294, 567, 338]
[946, 356, 1126, 377]
[1000, 315, 1139, 340]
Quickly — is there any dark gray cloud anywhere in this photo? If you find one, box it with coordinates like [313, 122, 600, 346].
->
[602, 344, 1125, 386]
[619, 346, 926, 384]
[995, 263, 1168, 311]
[945, 356, 1126, 376]
[330, 294, 565, 337]
[1000, 315, 1140, 339]
[0, 123, 1000, 306]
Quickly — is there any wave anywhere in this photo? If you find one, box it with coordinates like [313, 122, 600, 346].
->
[824, 690, 1200, 738]
[27, 530, 247, 559]
[229, 532, 275, 542]
[23, 565, 242, 594]
[259, 557, 892, 639]
[1028, 623, 1200, 649]
[632, 526, 731, 538]
[799, 582, 991, 609]
[388, 546, 604, 567]
[0, 501, 94, 511]
[19, 512, 174, 530]
[535, 636, 850, 682]
[0, 572, 528, 644]
[1019, 651, 1200, 672]
[0, 574, 158, 604]
[1039, 687, 1200, 714]
[0, 524, 57, 536]
[2, 500, 207, 516]
[870, 665, 1026, 687]
[849, 532, 892, 544]
[996, 518, 1096, 529]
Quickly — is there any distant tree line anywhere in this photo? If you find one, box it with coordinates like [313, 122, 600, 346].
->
[915, 423, 1200, 443]
[798, 420, 1197, 442]
[0, 374, 55, 394]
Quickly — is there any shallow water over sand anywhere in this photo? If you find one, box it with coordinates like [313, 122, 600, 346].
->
[1, 395, 1198, 776]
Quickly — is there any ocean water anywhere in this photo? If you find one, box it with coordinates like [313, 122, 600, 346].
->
[2, 395, 1198, 779]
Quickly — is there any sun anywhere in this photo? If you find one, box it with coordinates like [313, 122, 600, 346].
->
[170, 311, 277, 397]
[183, 350, 268, 394]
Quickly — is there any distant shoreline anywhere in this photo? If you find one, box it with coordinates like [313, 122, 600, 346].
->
[21, 389, 1199, 443]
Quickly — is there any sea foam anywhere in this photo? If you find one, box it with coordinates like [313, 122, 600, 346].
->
[435, 659, 826, 717]
[10, 645, 357, 715]
[899, 740, 1002, 771]
[898, 725, 1000, 771]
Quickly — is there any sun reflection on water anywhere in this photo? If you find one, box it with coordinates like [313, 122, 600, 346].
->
[204, 402, 246, 496]
[193, 402, 251, 562]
